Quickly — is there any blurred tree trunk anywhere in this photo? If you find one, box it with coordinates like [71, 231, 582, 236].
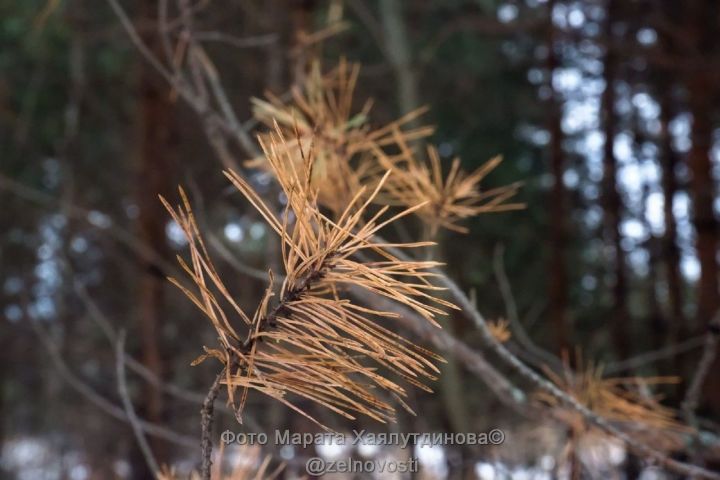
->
[641, 182, 666, 350]
[379, 0, 470, 441]
[379, 0, 421, 122]
[290, 0, 317, 85]
[686, 0, 720, 415]
[0, 319, 7, 478]
[132, 1, 177, 475]
[546, 0, 570, 354]
[263, 0, 286, 92]
[686, 56, 718, 334]
[601, 0, 630, 359]
[659, 94, 686, 344]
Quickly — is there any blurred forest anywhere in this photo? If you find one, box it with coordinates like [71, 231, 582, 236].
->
[2, 0, 720, 479]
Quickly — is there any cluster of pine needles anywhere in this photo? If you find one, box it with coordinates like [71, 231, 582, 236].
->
[535, 354, 690, 452]
[163, 131, 457, 427]
[163, 59, 522, 428]
[249, 59, 523, 229]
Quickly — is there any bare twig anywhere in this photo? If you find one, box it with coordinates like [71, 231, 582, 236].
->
[116, 331, 161, 475]
[201, 370, 224, 480]
[207, 232, 270, 282]
[106, 0, 261, 159]
[106, 0, 179, 92]
[346, 0, 387, 58]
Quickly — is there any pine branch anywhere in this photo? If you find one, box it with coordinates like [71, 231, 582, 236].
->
[163, 130, 455, 429]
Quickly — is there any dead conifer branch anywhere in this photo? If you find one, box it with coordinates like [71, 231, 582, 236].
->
[164, 132, 456, 429]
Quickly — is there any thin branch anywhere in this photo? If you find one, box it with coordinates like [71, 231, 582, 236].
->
[0, 173, 181, 279]
[106, 0, 180, 93]
[201, 370, 224, 480]
[346, 0, 388, 58]
[106, 0, 260, 159]
[191, 46, 260, 156]
[116, 331, 161, 475]
[347, 284, 529, 414]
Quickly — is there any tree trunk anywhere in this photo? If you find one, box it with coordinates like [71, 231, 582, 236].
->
[131, 1, 177, 476]
[290, 0, 317, 85]
[685, 0, 720, 415]
[659, 95, 686, 344]
[601, 0, 630, 360]
[641, 181, 666, 350]
[379, 0, 422, 122]
[546, 0, 570, 354]
[378, 1, 471, 446]
[687, 72, 718, 330]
